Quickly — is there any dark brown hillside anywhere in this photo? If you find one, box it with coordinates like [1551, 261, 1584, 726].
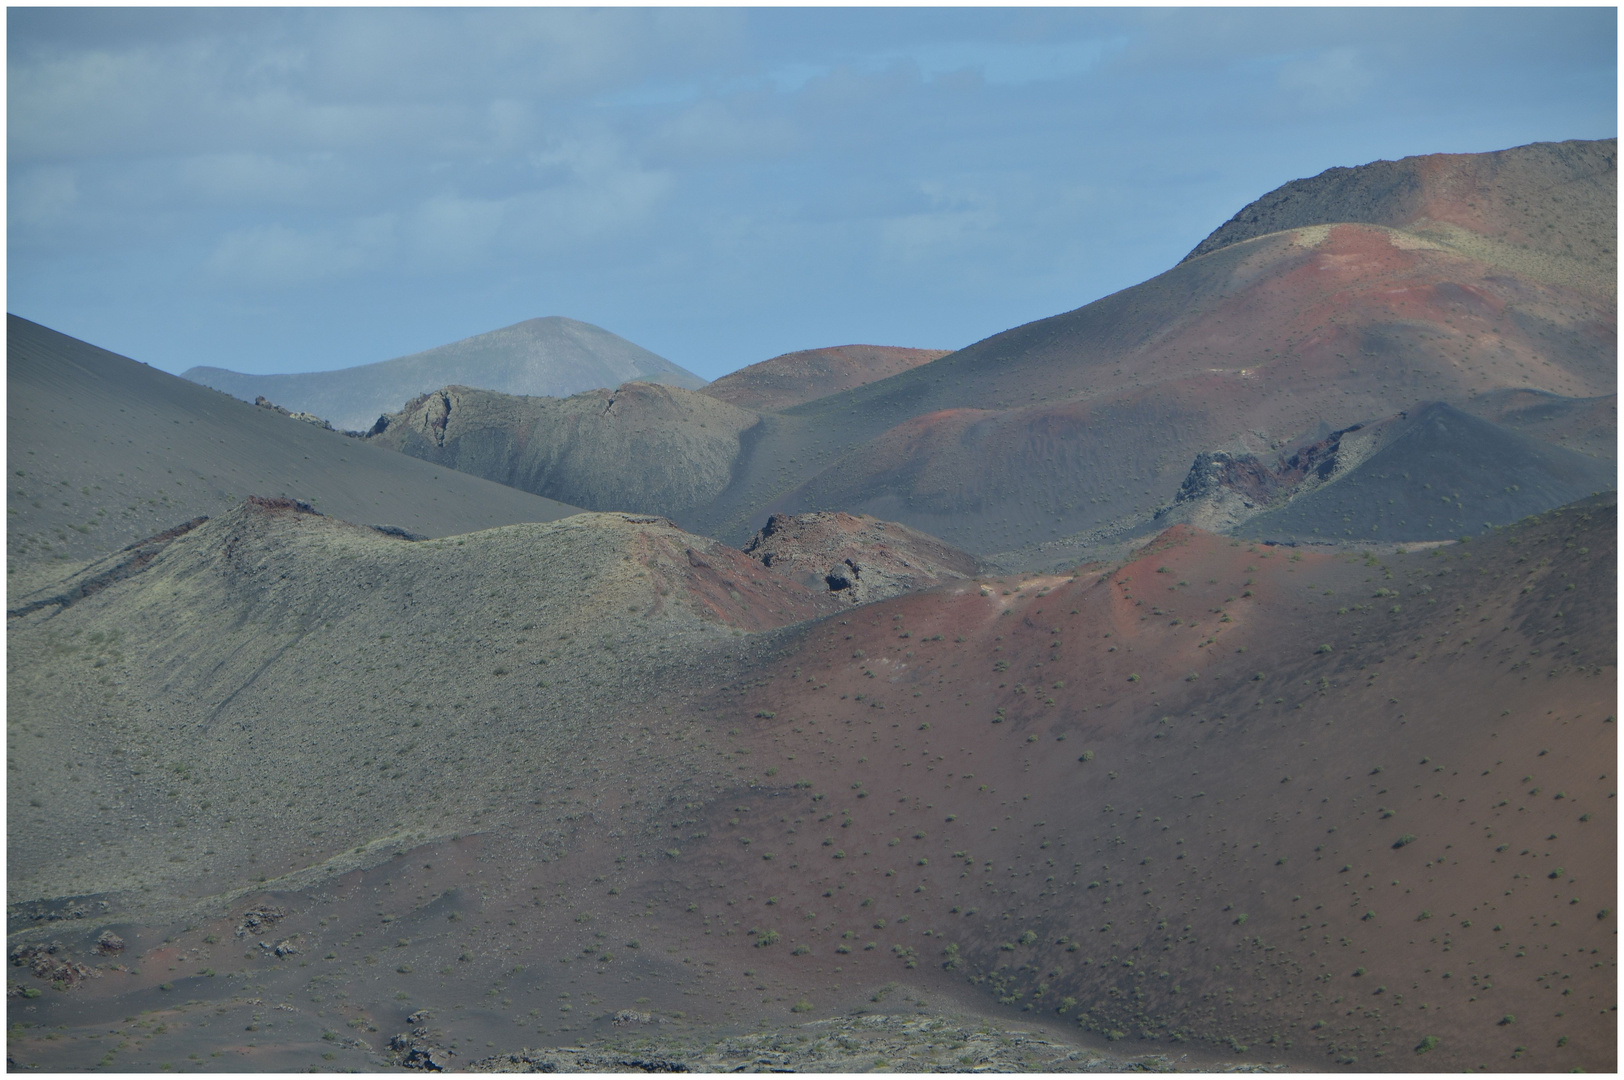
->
[6, 496, 1611, 1072]
[702, 345, 952, 413]
[755, 214, 1614, 556]
[674, 495, 1615, 1071]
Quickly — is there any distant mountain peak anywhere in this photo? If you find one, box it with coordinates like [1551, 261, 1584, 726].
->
[182, 316, 706, 432]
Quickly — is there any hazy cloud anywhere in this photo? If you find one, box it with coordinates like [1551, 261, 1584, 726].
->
[7, 7, 1615, 379]
[1277, 47, 1374, 111]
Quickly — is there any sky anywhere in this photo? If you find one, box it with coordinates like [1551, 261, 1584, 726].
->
[7, 7, 1617, 383]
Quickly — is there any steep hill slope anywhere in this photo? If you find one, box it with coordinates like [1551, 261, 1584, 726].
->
[1460, 388, 1616, 461]
[339, 142, 1613, 561]
[1233, 402, 1616, 542]
[6, 497, 842, 907]
[1182, 138, 1616, 299]
[701, 345, 952, 412]
[684, 494, 1616, 1073]
[6, 316, 581, 594]
[183, 317, 707, 432]
[727, 166, 1614, 554]
[7, 496, 1610, 1073]
[1150, 402, 1615, 543]
[365, 382, 761, 519]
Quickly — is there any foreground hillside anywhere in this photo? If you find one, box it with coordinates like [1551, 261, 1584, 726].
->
[8, 494, 1612, 1072]
[184, 317, 707, 433]
[6, 317, 581, 595]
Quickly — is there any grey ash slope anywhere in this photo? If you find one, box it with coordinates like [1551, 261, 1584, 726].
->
[1236, 401, 1616, 543]
[6, 316, 581, 593]
[183, 316, 707, 432]
[365, 382, 760, 521]
[6, 496, 838, 907]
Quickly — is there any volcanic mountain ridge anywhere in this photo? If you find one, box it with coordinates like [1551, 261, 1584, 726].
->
[340, 140, 1616, 563]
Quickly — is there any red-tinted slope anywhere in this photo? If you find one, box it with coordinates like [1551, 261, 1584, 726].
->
[654, 497, 1616, 1071]
[12, 501, 1609, 1073]
[783, 221, 1615, 554]
[703, 345, 952, 413]
[1185, 138, 1616, 280]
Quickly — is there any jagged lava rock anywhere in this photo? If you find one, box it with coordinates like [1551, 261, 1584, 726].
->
[742, 511, 978, 604]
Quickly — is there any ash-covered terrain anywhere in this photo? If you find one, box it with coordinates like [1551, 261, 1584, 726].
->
[8, 139, 1616, 1074]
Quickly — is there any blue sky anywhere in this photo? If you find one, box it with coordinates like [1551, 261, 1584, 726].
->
[8, 7, 1617, 382]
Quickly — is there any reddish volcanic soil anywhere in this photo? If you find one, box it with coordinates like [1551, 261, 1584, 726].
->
[9, 498, 1612, 1074]
[1185, 139, 1616, 285]
[783, 221, 1615, 554]
[674, 496, 1617, 1071]
[702, 345, 952, 412]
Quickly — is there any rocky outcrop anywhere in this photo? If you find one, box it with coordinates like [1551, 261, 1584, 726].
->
[1156, 422, 1379, 533]
[390, 1010, 454, 1071]
[743, 511, 977, 604]
[1158, 401, 1618, 541]
[8, 941, 99, 989]
[254, 395, 335, 431]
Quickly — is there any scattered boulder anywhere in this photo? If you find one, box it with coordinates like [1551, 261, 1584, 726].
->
[743, 512, 977, 604]
[391, 1011, 454, 1071]
[610, 1010, 659, 1026]
[95, 931, 125, 954]
[254, 395, 335, 431]
[8, 941, 98, 987]
[235, 904, 286, 937]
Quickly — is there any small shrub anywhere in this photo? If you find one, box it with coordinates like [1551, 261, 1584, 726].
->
[1393, 834, 1416, 849]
